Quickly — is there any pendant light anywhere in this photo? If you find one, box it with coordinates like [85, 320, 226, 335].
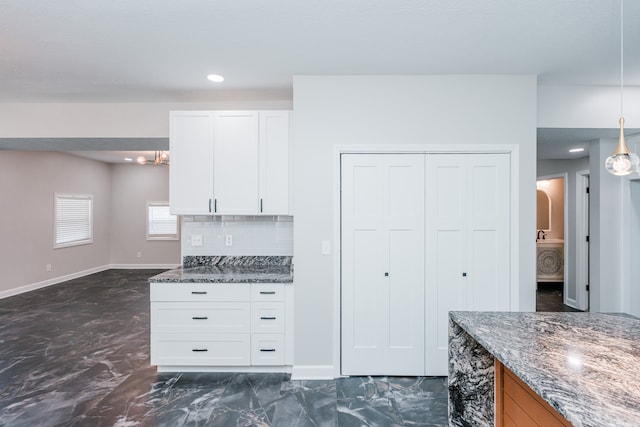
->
[605, 0, 639, 176]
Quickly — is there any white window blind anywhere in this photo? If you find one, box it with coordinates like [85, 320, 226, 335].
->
[54, 194, 93, 248]
[147, 202, 179, 240]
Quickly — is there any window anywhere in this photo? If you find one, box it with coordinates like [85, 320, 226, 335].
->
[54, 193, 93, 248]
[147, 202, 179, 240]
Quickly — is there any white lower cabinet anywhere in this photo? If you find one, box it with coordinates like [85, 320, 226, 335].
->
[251, 334, 285, 365]
[150, 282, 292, 372]
[152, 333, 251, 366]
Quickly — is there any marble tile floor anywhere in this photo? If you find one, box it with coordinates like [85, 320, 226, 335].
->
[536, 282, 582, 312]
[0, 269, 448, 426]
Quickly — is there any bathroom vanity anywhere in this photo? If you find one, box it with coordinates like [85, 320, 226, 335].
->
[536, 239, 564, 282]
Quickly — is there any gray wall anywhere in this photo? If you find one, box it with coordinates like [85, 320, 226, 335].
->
[0, 152, 179, 297]
[292, 75, 538, 378]
[110, 164, 180, 265]
[0, 151, 112, 295]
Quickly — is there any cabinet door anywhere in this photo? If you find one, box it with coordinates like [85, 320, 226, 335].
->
[341, 154, 425, 376]
[424, 153, 510, 375]
[169, 111, 214, 215]
[259, 111, 290, 215]
[213, 111, 260, 215]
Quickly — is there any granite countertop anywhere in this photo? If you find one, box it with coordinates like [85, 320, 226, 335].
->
[450, 311, 640, 427]
[149, 265, 293, 283]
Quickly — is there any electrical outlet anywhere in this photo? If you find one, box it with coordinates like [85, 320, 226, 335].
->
[46, 264, 52, 272]
[137, 252, 142, 258]
[225, 234, 233, 246]
[191, 234, 203, 246]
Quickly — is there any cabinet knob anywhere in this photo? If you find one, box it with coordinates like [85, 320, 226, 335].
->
[462, 272, 467, 277]
[384, 272, 389, 277]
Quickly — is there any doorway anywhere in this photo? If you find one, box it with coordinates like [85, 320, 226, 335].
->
[536, 175, 570, 311]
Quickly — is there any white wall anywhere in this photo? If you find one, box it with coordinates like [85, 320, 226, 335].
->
[292, 75, 538, 376]
[109, 164, 180, 266]
[182, 216, 293, 257]
[537, 157, 589, 306]
[589, 138, 626, 312]
[0, 101, 292, 138]
[538, 85, 640, 129]
[0, 151, 112, 296]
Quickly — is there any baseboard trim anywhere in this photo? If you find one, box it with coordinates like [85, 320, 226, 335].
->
[0, 264, 179, 299]
[109, 264, 179, 270]
[291, 365, 336, 380]
[0, 265, 111, 299]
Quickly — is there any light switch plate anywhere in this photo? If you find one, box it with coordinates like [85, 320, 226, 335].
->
[191, 234, 203, 246]
[321, 240, 331, 255]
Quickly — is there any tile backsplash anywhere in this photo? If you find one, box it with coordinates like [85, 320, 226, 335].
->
[182, 216, 293, 257]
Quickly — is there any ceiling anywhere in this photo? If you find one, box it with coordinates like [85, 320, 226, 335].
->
[2, 0, 640, 160]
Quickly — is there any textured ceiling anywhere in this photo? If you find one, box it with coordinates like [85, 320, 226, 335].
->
[1, 0, 639, 103]
[2, 0, 639, 160]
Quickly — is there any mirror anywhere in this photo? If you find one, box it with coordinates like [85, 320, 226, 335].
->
[536, 189, 551, 231]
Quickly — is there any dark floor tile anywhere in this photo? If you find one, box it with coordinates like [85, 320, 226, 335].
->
[0, 270, 449, 427]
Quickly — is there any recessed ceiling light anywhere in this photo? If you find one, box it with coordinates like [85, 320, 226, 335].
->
[207, 74, 224, 83]
[124, 157, 133, 162]
[569, 148, 585, 153]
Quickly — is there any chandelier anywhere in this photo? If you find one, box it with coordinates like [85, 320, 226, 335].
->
[137, 151, 169, 166]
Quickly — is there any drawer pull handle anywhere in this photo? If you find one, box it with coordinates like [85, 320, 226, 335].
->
[192, 348, 208, 352]
[260, 348, 276, 352]
[260, 291, 276, 295]
[192, 316, 208, 320]
[191, 291, 207, 295]
[260, 316, 277, 320]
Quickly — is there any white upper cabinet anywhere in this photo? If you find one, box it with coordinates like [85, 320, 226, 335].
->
[259, 111, 290, 215]
[169, 110, 291, 216]
[169, 111, 214, 215]
[213, 111, 260, 215]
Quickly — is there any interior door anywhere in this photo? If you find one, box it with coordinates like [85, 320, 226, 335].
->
[425, 153, 510, 375]
[341, 154, 425, 376]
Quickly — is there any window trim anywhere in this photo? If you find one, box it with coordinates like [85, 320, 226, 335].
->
[146, 202, 180, 241]
[54, 193, 94, 249]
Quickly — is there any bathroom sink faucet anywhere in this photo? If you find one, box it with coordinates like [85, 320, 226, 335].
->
[537, 230, 546, 241]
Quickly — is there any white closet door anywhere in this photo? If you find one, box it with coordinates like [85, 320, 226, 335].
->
[341, 154, 425, 376]
[425, 153, 510, 375]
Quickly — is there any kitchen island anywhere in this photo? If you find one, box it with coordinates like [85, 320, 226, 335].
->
[449, 311, 640, 426]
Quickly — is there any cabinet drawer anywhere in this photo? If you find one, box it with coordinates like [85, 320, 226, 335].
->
[151, 302, 250, 334]
[151, 282, 250, 302]
[151, 333, 250, 366]
[251, 302, 285, 334]
[251, 283, 285, 302]
[251, 334, 285, 365]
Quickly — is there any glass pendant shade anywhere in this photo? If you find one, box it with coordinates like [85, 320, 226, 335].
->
[605, 117, 639, 176]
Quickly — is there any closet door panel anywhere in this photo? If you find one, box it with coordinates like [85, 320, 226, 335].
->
[467, 154, 511, 311]
[425, 153, 510, 376]
[342, 154, 425, 376]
